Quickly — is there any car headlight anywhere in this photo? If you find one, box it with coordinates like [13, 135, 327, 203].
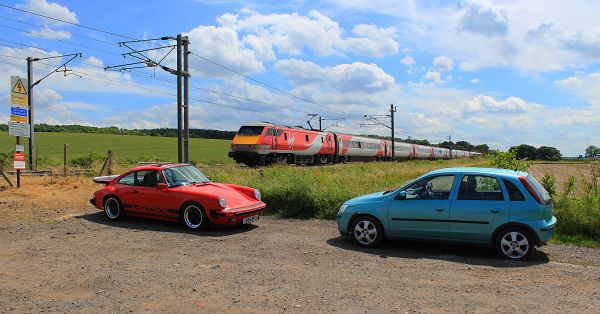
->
[254, 189, 261, 200]
[219, 196, 227, 208]
[338, 204, 348, 214]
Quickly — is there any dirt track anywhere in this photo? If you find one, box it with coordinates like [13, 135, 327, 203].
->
[1, 211, 600, 313]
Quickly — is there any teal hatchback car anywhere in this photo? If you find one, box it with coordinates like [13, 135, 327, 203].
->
[336, 168, 556, 260]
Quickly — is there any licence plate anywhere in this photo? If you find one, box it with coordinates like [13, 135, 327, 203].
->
[243, 215, 259, 224]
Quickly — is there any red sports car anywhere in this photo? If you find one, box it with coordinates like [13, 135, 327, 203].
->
[90, 163, 266, 230]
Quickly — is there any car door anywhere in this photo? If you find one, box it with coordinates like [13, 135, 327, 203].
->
[114, 172, 143, 214]
[449, 174, 510, 242]
[387, 175, 457, 239]
[134, 170, 173, 218]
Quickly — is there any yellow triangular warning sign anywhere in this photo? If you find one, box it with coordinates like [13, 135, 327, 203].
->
[12, 79, 27, 95]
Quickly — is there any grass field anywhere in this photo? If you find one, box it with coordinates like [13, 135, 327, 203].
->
[0, 132, 232, 167]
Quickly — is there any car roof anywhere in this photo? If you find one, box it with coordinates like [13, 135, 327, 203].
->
[427, 167, 527, 178]
[127, 163, 191, 172]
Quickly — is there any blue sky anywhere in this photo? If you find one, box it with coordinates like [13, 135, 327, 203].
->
[0, 0, 599, 156]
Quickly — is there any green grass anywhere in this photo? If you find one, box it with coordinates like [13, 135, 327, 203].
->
[550, 234, 600, 248]
[203, 158, 489, 219]
[0, 132, 232, 168]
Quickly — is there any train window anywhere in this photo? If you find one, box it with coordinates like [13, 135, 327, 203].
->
[305, 135, 309, 142]
[237, 126, 264, 136]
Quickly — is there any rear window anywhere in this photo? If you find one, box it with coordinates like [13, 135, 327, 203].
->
[525, 175, 552, 202]
[237, 126, 264, 136]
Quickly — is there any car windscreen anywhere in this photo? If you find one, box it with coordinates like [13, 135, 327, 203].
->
[236, 126, 264, 136]
[525, 174, 552, 202]
[162, 166, 210, 187]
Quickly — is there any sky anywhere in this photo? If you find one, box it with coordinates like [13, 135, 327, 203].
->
[0, 0, 599, 156]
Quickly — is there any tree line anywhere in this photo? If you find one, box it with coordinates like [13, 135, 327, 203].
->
[0, 124, 237, 140]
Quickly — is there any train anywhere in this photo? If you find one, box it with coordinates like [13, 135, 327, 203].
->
[228, 122, 482, 166]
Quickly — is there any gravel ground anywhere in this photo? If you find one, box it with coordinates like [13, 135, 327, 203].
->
[1, 212, 600, 313]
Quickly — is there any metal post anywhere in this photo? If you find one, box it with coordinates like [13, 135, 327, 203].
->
[183, 36, 190, 163]
[27, 57, 35, 171]
[16, 136, 20, 188]
[390, 104, 396, 161]
[176, 35, 183, 163]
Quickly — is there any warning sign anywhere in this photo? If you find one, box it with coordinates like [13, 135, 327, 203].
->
[14, 152, 26, 170]
[12, 78, 27, 95]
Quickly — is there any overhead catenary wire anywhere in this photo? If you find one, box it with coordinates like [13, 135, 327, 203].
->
[0, 3, 363, 120]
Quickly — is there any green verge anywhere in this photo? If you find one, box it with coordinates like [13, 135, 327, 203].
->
[203, 158, 489, 220]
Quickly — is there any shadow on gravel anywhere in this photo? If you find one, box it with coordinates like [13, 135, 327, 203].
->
[77, 212, 258, 237]
[327, 236, 550, 268]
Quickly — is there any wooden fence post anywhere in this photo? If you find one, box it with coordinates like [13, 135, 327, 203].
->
[63, 144, 68, 176]
[107, 150, 113, 175]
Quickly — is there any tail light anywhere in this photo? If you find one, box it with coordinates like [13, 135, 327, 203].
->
[518, 176, 543, 204]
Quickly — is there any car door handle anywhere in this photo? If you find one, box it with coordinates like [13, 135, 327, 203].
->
[435, 208, 445, 212]
[491, 209, 500, 214]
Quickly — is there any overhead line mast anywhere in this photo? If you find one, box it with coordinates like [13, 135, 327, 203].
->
[105, 35, 190, 163]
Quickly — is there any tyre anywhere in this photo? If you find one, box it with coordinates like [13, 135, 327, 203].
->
[103, 196, 125, 221]
[350, 216, 384, 247]
[181, 203, 209, 231]
[495, 227, 535, 261]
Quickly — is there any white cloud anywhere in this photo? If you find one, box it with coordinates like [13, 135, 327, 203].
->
[458, 0, 509, 37]
[400, 55, 415, 67]
[463, 94, 542, 114]
[218, 9, 399, 57]
[16, 0, 78, 25]
[555, 72, 600, 107]
[275, 59, 395, 93]
[433, 56, 453, 72]
[423, 71, 444, 85]
[185, 25, 265, 75]
[27, 27, 71, 40]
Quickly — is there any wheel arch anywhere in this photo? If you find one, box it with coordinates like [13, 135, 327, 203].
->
[490, 222, 541, 247]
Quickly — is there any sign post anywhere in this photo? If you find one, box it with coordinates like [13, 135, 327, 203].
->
[9, 76, 30, 188]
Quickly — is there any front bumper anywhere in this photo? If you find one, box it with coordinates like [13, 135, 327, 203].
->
[210, 202, 267, 225]
[336, 213, 353, 235]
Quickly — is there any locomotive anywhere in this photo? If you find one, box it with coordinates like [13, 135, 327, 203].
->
[228, 122, 481, 166]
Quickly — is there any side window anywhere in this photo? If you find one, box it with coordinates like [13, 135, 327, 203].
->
[457, 175, 504, 201]
[503, 179, 525, 201]
[135, 170, 162, 187]
[118, 173, 135, 186]
[404, 175, 455, 200]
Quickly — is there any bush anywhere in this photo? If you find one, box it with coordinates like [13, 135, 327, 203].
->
[540, 173, 557, 198]
[490, 150, 532, 171]
[553, 162, 600, 241]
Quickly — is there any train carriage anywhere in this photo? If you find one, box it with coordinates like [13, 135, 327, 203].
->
[228, 122, 481, 166]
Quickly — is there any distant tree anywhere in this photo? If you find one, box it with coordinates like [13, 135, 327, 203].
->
[585, 145, 600, 159]
[474, 144, 490, 154]
[509, 144, 538, 160]
[537, 146, 562, 161]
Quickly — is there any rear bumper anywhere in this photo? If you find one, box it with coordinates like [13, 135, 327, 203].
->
[533, 216, 557, 245]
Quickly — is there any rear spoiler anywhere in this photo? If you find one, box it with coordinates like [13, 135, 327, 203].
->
[93, 175, 119, 184]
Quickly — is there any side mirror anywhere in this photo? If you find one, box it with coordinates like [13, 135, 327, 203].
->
[397, 191, 406, 200]
[157, 183, 168, 191]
